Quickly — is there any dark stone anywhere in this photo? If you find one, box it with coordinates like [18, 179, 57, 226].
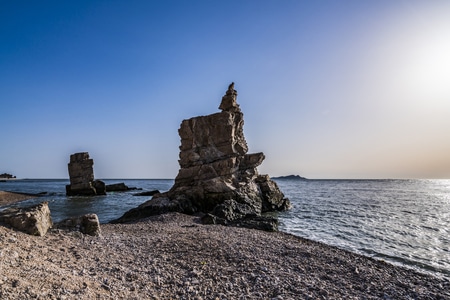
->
[133, 190, 160, 196]
[66, 184, 95, 196]
[66, 179, 106, 196]
[230, 215, 279, 232]
[110, 197, 192, 224]
[256, 175, 292, 212]
[93, 180, 106, 195]
[211, 199, 258, 221]
[201, 213, 279, 231]
[105, 183, 130, 192]
[201, 213, 226, 225]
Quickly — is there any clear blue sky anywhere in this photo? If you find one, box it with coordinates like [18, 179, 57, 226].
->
[1, 0, 449, 179]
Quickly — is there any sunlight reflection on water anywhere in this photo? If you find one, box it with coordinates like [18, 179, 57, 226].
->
[276, 179, 450, 279]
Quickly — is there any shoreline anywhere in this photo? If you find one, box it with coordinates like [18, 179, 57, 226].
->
[1, 188, 449, 282]
[1, 212, 448, 299]
[0, 190, 42, 206]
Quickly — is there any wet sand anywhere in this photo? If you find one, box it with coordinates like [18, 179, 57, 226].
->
[0, 212, 448, 299]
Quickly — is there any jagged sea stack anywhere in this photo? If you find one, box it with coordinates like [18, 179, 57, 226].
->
[113, 83, 291, 230]
[66, 152, 106, 196]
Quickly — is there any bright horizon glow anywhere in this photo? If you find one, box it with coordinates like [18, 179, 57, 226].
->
[1, 1, 449, 179]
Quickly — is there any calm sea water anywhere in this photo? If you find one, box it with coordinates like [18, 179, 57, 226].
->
[0, 179, 173, 224]
[277, 179, 450, 280]
[1, 178, 449, 279]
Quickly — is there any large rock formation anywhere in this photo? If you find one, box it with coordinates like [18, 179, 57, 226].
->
[112, 83, 291, 230]
[0, 202, 53, 236]
[66, 152, 106, 196]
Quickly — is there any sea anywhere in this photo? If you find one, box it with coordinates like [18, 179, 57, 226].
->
[1, 178, 449, 280]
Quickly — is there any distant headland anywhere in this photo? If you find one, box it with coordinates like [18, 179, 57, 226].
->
[0, 173, 16, 180]
[272, 175, 307, 180]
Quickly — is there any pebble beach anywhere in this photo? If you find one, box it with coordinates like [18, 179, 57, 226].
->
[1, 202, 449, 299]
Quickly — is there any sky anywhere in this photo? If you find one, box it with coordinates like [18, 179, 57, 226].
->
[1, 0, 450, 179]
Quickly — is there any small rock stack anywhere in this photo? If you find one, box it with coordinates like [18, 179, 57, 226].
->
[66, 152, 106, 196]
[113, 83, 291, 230]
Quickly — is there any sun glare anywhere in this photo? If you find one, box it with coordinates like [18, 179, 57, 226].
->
[401, 28, 450, 103]
[370, 5, 450, 112]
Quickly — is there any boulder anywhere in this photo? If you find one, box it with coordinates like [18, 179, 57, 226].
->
[93, 180, 106, 194]
[106, 182, 137, 192]
[80, 214, 101, 236]
[0, 202, 53, 236]
[210, 199, 258, 221]
[133, 190, 160, 196]
[106, 183, 128, 192]
[202, 213, 279, 231]
[66, 152, 106, 196]
[110, 196, 193, 224]
[55, 213, 101, 236]
[112, 83, 291, 230]
[256, 175, 291, 212]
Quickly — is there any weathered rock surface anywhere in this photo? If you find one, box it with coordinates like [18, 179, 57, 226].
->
[113, 83, 291, 230]
[0, 202, 53, 236]
[55, 213, 101, 236]
[65, 152, 106, 196]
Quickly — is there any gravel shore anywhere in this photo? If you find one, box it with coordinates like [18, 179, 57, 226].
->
[1, 212, 449, 299]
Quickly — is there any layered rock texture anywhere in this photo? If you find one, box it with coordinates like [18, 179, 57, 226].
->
[0, 202, 53, 236]
[66, 152, 106, 196]
[113, 83, 291, 230]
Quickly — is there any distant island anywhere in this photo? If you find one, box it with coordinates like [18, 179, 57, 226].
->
[0, 173, 16, 179]
[272, 175, 307, 180]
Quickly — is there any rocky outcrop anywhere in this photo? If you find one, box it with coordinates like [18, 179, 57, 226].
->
[0, 173, 16, 179]
[66, 152, 106, 196]
[105, 183, 137, 192]
[133, 190, 160, 196]
[0, 202, 53, 236]
[272, 174, 307, 180]
[55, 214, 101, 236]
[112, 83, 291, 230]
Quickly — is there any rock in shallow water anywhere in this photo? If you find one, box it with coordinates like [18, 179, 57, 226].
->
[132, 190, 160, 196]
[105, 182, 136, 192]
[65, 152, 106, 196]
